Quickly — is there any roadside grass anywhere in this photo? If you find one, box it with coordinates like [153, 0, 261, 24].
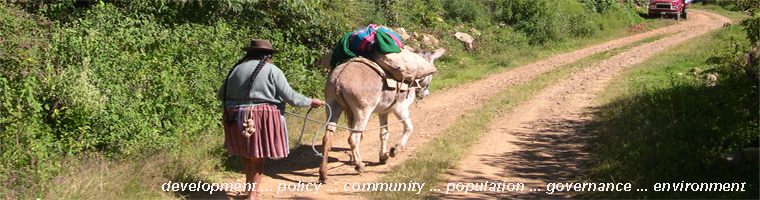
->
[639, 16, 679, 31]
[691, 4, 753, 22]
[367, 36, 661, 199]
[43, 134, 225, 199]
[583, 23, 759, 199]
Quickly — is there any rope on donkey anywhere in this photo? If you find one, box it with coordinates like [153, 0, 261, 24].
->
[290, 104, 331, 158]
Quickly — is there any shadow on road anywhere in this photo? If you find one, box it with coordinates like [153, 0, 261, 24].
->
[429, 110, 597, 199]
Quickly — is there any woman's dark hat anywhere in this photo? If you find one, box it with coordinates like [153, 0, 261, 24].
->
[241, 39, 281, 54]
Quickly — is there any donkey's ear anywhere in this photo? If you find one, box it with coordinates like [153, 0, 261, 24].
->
[429, 48, 446, 61]
[403, 45, 416, 52]
[318, 51, 333, 70]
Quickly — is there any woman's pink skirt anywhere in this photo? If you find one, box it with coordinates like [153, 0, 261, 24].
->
[223, 104, 289, 159]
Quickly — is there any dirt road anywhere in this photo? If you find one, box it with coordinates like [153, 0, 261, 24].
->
[191, 10, 730, 200]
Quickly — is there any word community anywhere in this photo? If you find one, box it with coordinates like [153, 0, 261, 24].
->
[344, 181, 427, 194]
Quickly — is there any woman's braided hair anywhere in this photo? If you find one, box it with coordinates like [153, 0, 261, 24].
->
[221, 51, 273, 123]
[245, 53, 273, 94]
[223, 51, 273, 100]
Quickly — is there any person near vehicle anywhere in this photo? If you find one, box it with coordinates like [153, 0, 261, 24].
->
[217, 39, 325, 200]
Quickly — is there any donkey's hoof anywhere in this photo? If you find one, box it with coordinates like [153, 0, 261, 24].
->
[379, 153, 390, 164]
[319, 172, 329, 184]
[354, 165, 365, 173]
[390, 147, 401, 158]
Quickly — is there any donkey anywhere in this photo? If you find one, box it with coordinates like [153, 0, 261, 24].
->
[319, 47, 446, 183]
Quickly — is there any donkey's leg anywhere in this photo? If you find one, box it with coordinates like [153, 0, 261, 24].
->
[348, 109, 371, 173]
[378, 113, 390, 164]
[390, 109, 413, 158]
[319, 102, 342, 184]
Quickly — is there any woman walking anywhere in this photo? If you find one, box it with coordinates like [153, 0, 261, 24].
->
[218, 39, 325, 200]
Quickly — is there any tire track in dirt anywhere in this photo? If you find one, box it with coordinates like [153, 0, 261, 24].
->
[430, 10, 729, 199]
[190, 10, 729, 200]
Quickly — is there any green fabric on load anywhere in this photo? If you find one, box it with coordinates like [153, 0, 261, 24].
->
[330, 32, 355, 69]
[374, 30, 402, 54]
[329, 30, 402, 68]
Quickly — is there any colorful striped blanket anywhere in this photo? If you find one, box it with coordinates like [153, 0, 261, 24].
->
[330, 24, 403, 68]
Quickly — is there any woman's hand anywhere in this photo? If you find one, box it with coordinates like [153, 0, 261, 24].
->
[310, 99, 325, 108]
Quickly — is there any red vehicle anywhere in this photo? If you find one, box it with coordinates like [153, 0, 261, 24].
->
[648, 0, 692, 20]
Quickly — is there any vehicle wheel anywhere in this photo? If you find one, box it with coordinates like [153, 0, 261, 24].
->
[683, 8, 688, 19]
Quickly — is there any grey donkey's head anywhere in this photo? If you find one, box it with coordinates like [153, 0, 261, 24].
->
[404, 46, 446, 99]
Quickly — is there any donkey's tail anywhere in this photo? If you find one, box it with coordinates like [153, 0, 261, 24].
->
[334, 90, 354, 129]
[328, 63, 354, 130]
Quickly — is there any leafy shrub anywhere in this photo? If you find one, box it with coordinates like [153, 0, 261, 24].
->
[0, 3, 58, 198]
[361, 0, 445, 29]
[1, 1, 354, 198]
[441, 0, 494, 29]
[740, 12, 759, 46]
[579, 0, 617, 13]
[493, 0, 641, 45]
[494, 0, 558, 44]
[707, 25, 759, 84]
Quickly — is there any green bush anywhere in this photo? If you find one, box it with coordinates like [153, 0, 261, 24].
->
[0, 3, 58, 197]
[494, 0, 558, 44]
[442, 0, 494, 29]
[579, 0, 617, 13]
[740, 11, 759, 46]
[1, 1, 353, 198]
[493, 0, 641, 45]
[361, 0, 445, 29]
